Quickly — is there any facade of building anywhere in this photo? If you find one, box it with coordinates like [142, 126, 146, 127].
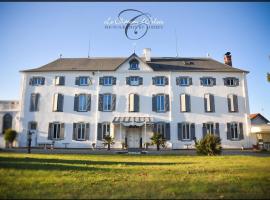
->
[16, 49, 256, 149]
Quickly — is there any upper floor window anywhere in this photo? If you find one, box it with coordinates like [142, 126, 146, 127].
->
[55, 76, 65, 86]
[180, 94, 191, 112]
[28, 121, 37, 131]
[200, 77, 216, 86]
[99, 76, 116, 86]
[98, 94, 116, 112]
[48, 122, 65, 140]
[202, 122, 220, 137]
[153, 76, 168, 86]
[97, 122, 110, 140]
[52, 93, 64, 112]
[223, 77, 239, 87]
[129, 59, 139, 70]
[204, 93, 215, 112]
[73, 122, 90, 141]
[30, 93, 40, 112]
[227, 94, 239, 112]
[227, 122, 244, 141]
[129, 93, 139, 112]
[153, 122, 170, 140]
[152, 94, 170, 112]
[178, 122, 195, 141]
[75, 76, 91, 86]
[126, 76, 143, 86]
[176, 77, 192, 86]
[74, 94, 91, 112]
[29, 77, 45, 86]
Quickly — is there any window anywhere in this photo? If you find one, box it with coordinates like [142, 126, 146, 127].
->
[206, 123, 214, 135]
[104, 77, 113, 86]
[77, 123, 86, 140]
[75, 76, 90, 86]
[129, 59, 139, 70]
[53, 93, 64, 112]
[29, 121, 37, 130]
[224, 77, 239, 87]
[129, 93, 139, 112]
[130, 77, 139, 86]
[154, 76, 166, 86]
[204, 94, 215, 112]
[55, 76, 65, 86]
[157, 94, 165, 112]
[182, 123, 191, 140]
[103, 94, 112, 111]
[3, 113, 12, 133]
[228, 94, 238, 112]
[230, 122, 239, 140]
[176, 77, 192, 86]
[102, 123, 110, 139]
[29, 77, 45, 86]
[30, 93, 40, 112]
[156, 123, 166, 138]
[200, 77, 216, 86]
[100, 76, 116, 86]
[52, 123, 61, 139]
[78, 94, 87, 111]
[180, 94, 190, 112]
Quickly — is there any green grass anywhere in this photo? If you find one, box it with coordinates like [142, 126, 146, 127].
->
[0, 152, 270, 199]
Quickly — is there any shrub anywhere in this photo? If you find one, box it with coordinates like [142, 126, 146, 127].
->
[195, 134, 222, 155]
[102, 135, 115, 150]
[150, 133, 167, 151]
[4, 129, 17, 148]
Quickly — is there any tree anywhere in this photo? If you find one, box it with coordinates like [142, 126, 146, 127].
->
[150, 133, 166, 151]
[4, 129, 17, 148]
[102, 135, 115, 150]
[195, 134, 222, 156]
[267, 73, 270, 82]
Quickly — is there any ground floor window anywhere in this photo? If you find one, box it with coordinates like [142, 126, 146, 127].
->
[182, 123, 191, 140]
[2, 113, 12, 133]
[102, 123, 110, 139]
[230, 122, 239, 139]
[156, 123, 166, 138]
[206, 122, 214, 135]
[77, 123, 86, 140]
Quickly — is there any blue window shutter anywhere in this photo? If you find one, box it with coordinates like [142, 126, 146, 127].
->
[35, 93, 40, 111]
[223, 78, 228, 86]
[204, 95, 207, 112]
[152, 123, 157, 134]
[191, 123, 195, 140]
[227, 123, 232, 140]
[139, 77, 143, 85]
[59, 76, 65, 85]
[134, 94, 139, 112]
[233, 95, 238, 112]
[73, 123, 77, 140]
[60, 123, 65, 140]
[239, 123, 244, 140]
[186, 94, 191, 112]
[85, 123, 90, 140]
[126, 77, 130, 85]
[228, 96, 232, 112]
[212, 78, 216, 86]
[165, 123, 170, 140]
[202, 123, 207, 138]
[215, 123, 220, 137]
[48, 123, 52, 140]
[178, 123, 182, 141]
[99, 77, 104, 85]
[235, 78, 239, 86]
[58, 94, 64, 112]
[74, 94, 79, 111]
[165, 95, 170, 112]
[210, 94, 215, 112]
[97, 123, 102, 140]
[112, 77, 117, 85]
[29, 78, 33, 85]
[41, 77, 45, 85]
[152, 77, 156, 85]
[87, 94, 91, 111]
[98, 94, 103, 111]
[176, 77, 180, 85]
[112, 94, 116, 111]
[189, 77, 192, 85]
[200, 78, 204, 85]
[152, 95, 157, 112]
[165, 77, 169, 85]
[75, 77, 80, 85]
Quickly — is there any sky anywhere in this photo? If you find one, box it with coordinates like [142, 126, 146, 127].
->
[0, 2, 269, 118]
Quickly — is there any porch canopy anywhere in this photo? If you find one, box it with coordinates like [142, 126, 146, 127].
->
[112, 117, 154, 127]
[251, 124, 270, 134]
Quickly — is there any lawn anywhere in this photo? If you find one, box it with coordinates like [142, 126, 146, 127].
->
[0, 152, 270, 199]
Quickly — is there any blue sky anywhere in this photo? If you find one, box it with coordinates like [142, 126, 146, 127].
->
[0, 3, 269, 118]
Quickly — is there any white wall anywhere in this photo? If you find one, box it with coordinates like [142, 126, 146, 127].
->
[18, 57, 256, 149]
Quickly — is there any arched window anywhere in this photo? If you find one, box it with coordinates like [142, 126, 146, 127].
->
[2, 113, 12, 134]
[129, 59, 139, 70]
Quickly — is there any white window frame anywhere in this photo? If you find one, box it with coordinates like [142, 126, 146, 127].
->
[32, 77, 43, 86]
[78, 94, 87, 112]
[206, 122, 214, 135]
[130, 76, 140, 86]
[52, 123, 61, 140]
[129, 61, 139, 70]
[77, 123, 86, 140]
[226, 78, 235, 86]
[55, 76, 64, 86]
[103, 94, 112, 111]
[205, 93, 212, 112]
[180, 94, 187, 112]
[102, 123, 110, 139]
[180, 77, 189, 86]
[230, 122, 239, 140]
[156, 94, 165, 112]
[182, 123, 191, 140]
[156, 77, 165, 86]
[103, 77, 113, 86]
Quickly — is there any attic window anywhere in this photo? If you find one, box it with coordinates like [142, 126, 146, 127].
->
[184, 61, 194, 65]
[129, 59, 139, 70]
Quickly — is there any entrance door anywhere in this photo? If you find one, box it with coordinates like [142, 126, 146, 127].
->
[127, 128, 141, 148]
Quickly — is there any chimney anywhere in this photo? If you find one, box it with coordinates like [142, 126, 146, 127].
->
[224, 52, 232, 66]
[143, 48, 151, 62]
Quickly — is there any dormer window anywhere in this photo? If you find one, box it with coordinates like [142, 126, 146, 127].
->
[129, 59, 139, 70]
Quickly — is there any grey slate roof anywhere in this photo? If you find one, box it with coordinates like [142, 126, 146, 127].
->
[21, 55, 248, 73]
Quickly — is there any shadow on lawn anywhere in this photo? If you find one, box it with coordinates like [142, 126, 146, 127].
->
[0, 157, 194, 171]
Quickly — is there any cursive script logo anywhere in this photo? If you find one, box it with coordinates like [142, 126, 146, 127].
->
[104, 9, 164, 40]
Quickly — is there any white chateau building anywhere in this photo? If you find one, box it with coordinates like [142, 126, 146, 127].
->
[5, 49, 256, 149]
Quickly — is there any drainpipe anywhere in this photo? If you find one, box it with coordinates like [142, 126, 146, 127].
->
[95, 70, 100, 144]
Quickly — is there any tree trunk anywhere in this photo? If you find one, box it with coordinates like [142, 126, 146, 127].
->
[108, 143, 110, 151]
[157, 144, 160, 151]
